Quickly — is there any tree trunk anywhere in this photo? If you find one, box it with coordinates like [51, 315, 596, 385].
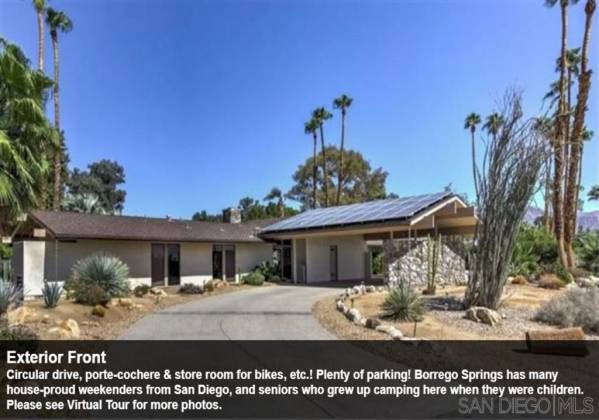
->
[336, 110, 346, 206]
[564, 0, 595, 266]
[471, 128, 478, 198]
[51, 32, 62, 211]
[319, 125, 329, 207]
[553, 1, 569, 268]
[543, 154, 553, 232]
[37, 11, 44, 71]
[312, 133, 317, 209]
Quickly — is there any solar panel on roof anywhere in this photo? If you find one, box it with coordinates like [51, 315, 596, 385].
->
[261, 191, 452, 233]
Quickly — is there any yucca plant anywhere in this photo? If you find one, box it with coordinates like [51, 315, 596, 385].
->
[68, 253, 130, 303]
[42, 281, 62, 308]
[381, 284, 425, 322]
[0, 280, 21, 315]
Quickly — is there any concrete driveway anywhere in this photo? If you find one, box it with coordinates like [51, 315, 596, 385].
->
[121, 284, 339, 340]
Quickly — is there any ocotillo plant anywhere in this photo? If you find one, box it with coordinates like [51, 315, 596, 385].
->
[425, 235, 442, 295]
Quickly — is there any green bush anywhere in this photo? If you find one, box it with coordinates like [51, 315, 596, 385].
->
[205, 280, 215, 293]
[253, 261, 279, 281]
[535, 287, 599, 333]
[133, 284, 151, 297]
[67, 253, 130, 304]
[380, 285, 425, 322]
[42, 281, 62, 308]
[241, 272, 265, 286]
[0, 280, 21, 315]
[552, 262, 574, 284]
[179, 283, 203, 294]
[510, 225, 558, 277]
[575, 231, 599, 275]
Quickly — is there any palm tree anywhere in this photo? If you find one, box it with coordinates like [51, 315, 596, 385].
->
[333, 94, 353, 206]
[544, 0, 578, 267]
[535, 117, 555, 232]
[32, 0, 46, 71]
[0, 40, 56, 234]
[312, 107, 333, 207]
[589, 185, 599, 201]
[46, 7, 73, 211]
[62, 193, 106, 214]
[264, 187, 285, 217]
[562, 0, 594, 267]
[304, 119, 319, 209]
[464, 113, 481, 197]
[482, 113, 504, 141]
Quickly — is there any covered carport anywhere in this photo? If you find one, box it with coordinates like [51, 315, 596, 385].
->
[259, 192, 477, 284]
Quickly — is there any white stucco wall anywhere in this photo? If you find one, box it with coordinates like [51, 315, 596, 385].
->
[236, 242, 273, 280]
[305, 235, 366, 283]
[12, 241, 46, 296]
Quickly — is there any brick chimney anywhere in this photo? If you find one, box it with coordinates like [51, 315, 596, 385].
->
[223, 207, 241, 224]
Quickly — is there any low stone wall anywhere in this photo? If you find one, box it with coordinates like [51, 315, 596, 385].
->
[383, 238, 468, 287]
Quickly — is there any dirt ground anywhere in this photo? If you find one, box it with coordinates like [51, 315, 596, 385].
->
[312, 283, 589, 341]
[13, 283, 258, 340]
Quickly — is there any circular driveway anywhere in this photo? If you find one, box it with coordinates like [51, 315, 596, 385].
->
[121, 284, 339, 340]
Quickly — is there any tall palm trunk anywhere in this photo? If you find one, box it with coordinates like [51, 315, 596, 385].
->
[312, 132, 317, 209]
[543, 154, 553, 232]
[319, 125, 329, 207]
[470, 128, 478, 198]
[51, 31, 62, 211]
[553, 0, 569, 268]
[37, 8, 48, 209]
[564, 0, 595, 266]
[336, 109, 346, 206]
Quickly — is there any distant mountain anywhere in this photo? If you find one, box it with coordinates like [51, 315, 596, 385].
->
[525, 207, 599, 231]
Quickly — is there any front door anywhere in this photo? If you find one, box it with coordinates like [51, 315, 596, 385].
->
[151, 244, 165, 286]
[330, 245, 338, 281]
[225, 247, 236, 280]
[212, 247, 223, 279]
[168, 244, 180, 285]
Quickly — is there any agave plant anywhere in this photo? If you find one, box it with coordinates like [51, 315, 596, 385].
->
[0, 280, 22, 315]
[68, 253, 130, 303]
[42, 281, 62, 308]
[381, 284, 425, 322]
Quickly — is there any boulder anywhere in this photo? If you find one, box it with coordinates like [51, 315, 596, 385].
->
[346, 308, 362, 323]
[117, 298, 134, 310]
[365, 285, 377, 293]
[336, 300, 347, 313]
[41, 314, 51, 324]
[511, 275, 528, 285]
[375, 324, 396, 334]
[387, 327, 403, 340]
[351, 286, 362, 295]
[365, 318, 381, 329]
[150, 288, 168, 297]
[91, 305, 106, 317]
[8, 306, 35, 325]
[577, 277, 599, 288]
[47, 326, 71, 340]
[465, 307, 501, 326]
[59, 319, 80, 339]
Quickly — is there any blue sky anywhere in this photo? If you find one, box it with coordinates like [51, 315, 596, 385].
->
[1, 0, 597, 217]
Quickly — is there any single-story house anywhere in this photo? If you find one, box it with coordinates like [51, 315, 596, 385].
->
[12, 191, 476, 296]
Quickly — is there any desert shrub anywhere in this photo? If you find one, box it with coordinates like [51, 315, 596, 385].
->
[551, 262, 574, 284]
[0, 324, 38, 340]
[253, 261, 279, 281]
[67, 253, 130, 304]
[269, 275, 281, 283]
[538, 274, 566, 290]
[380, 285, 425, 322]
[179, 283, 202, 294]
[242, 272, 265, 286]
[133, 284, 151, 297]
[0, 280, 21, 315]
[42, 281, 62, 308]
[511, 275, 528, 285]
[204, 280, 215, 293]
[575, 231, 599, 275]
[510, 225, 558, 277]
[535, 287, 599, 332]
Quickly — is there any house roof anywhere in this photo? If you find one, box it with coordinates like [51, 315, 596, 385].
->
[260, 192, 467, 235]
[29, 211, 272, 243]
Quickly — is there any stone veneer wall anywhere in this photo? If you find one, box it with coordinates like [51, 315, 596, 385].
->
[383, 237, 468, 287]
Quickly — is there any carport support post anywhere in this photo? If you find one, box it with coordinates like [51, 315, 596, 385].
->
[383, 231, 396, 287]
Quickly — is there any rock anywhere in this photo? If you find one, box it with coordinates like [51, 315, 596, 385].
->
[358, 318, 367, 327]
[117, 298, 134, 310]
[365, 285, 376, 293]
[91, 305, 106, 317]
[4, 324, 38, 340]
[150, 287, 168, 297]
[375, 324, 395, 334]
[577, 277, 599, 288]
[8, 306, 35, 325]
[336, 300, 347, 312]
[351, 286, 362, 295]
[134, 304, 144, 310]
[465, 307, 501, 326]
[47, 326, 71, 339]
[387, 327, 403, 340]
[511, 275, 528, 285]
[59, 319, 80, 339]
[365, 318, 381, 329]
[347, 308, 362, 323]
